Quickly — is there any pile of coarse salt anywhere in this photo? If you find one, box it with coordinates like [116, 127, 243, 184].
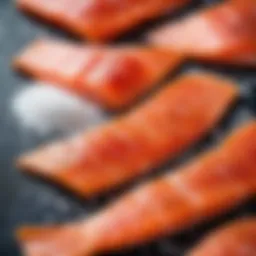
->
[11, 82, 105, 136]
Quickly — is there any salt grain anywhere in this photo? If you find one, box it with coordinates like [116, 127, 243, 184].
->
[11, 82, 105, 136]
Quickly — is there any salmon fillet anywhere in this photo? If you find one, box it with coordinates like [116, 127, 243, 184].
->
[14, 39, 182, 109]
[188, 218, 256, 256]
[17, 0, 191, 41]
[17, 72, 238, 196]
[149, 0, 256, 66]
[16, 122, 256, 256]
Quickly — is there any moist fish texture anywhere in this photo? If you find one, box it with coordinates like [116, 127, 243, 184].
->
[149, 0, 256, 66]
[17, 0, 191, 41]
[17, 122, 256, 256]
[187, 218, 256, 256]
[17, 72, 238, 196]
[14, 39, 183, 109]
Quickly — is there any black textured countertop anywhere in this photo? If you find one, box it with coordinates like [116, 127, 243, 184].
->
[0, 0, 255, 255]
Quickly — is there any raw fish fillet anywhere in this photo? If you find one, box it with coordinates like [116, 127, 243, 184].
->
[17, 72, 238, 196]
[17, 0, 191, 41]
[188, 218, 256, 256]
[17, 122, 256, 256]
[149, 0, 256, 66]
[14, 39, 182, 109]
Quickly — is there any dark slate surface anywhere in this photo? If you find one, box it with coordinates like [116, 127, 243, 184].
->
[0, 0, 255, 255]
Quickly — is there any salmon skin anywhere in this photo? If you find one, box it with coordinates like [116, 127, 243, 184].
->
[149, 0, 256, 66]
[16, 72, 238, 197]
[14, 39, 182, 109]
[187, 218, 256, 256]
[17, 0, 191, 41]
[17, 122, 256, 256]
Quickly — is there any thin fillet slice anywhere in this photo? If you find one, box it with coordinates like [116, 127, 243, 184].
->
[149, 0, 256, 66]
[17, 0, 191, 41]
[14, 39, 182, 109]
[17, 72, 238, 196]
[187, 218, 256, 256]
[17, 122, 256, 256]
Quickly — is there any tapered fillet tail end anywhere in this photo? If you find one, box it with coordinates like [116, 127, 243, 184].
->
[17, 227, 56, 256]
[12, 54, 28, 72]
[16, 154, 42, 175]
[16, 0, 28, 10]
[12, 52, 26, 73]
[146, 25, 171, 50]
[16, 0, 45, 20]
[16, 138, 60, 176]
[12, 39, 43, 74]
[16, 226, 93, 256]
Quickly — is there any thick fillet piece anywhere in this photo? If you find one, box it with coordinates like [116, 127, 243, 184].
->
[188, 218, 256, 256]
[17, 122, 256, 256]
[14, 39, 182, 109]
[149, 0, 256, 66]
[17, 0, 191, 41]
[16, 72, 238, 196]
